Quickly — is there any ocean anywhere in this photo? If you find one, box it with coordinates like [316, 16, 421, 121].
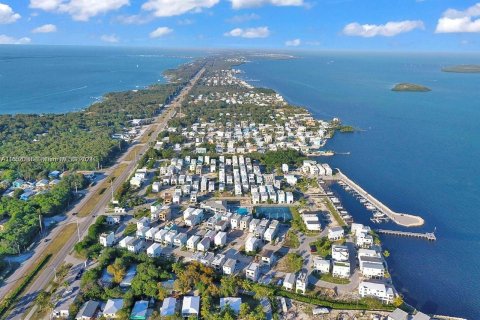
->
[0, 45, 195, 114]
[240, 52, 480, 319]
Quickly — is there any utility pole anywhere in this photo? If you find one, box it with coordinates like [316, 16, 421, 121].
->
[76, 219, 81, 241]
[39, 214, 43, 235]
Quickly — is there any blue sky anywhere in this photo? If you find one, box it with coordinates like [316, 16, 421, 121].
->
[0, 0, 479, 51]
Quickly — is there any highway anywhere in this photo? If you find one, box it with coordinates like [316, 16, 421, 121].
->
[1, 66, 205, 320]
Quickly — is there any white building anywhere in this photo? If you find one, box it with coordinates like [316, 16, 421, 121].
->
[187, 235, 200, 251]
[99, 232, 115, 247]
[328, 226, 345, 241]
[214, 232, 227, 247]
[245, 236, 260, 253]
[302, 214, 321, 231]
[358, 281, 394, 304]
[245, 262, 260, 281]
[119, 236, 134, 249]
[332, 245, 349, 262]
[283, 273, 296, 291]
[332, 261, 350, 279]
[147, 243, 162, 257]
[313, 257, 331, 274]
[197, 237, 211, 252]
[296, 271, 308, 294]
[182, 296, 200, 318]
[223, 258, 237, 275]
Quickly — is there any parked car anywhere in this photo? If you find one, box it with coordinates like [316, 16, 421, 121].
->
[310, 245, 317, 253]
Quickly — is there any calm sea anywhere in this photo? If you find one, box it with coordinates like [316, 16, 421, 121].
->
[0, 45, 196, 114]
[241, 52, 480, 319]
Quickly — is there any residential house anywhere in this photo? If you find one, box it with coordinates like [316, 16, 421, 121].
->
[182, 296, 200, 319]
[359, 281, 395, 304]
[197, 237, 211, 252]
[245, 262, 260, 281]
[283, 273, 296, 291]
[103, 299, 124, 319]
[328, 226, 345, 241]
[220, 297, 242, 314]
[313, 257, 331, 274]
[260, 249, 276, 266]
[160, 298, 177, 317]
[173, 233, 188, 247]
[187, 235, 200, 251]
[332, 245, 349, 262]
[99, 232, 115, 247]
[245, 236, 260, 253]
[75, 300, 99, 320]
[146, 243, 162, 258]
[130, 300, 149, 320]
[127, 239, 144, 253]
[223, 258, 236, 275]
[214, 231, 227, 247]
[332, 261, 350, 279]
[296, 271, 308, 294]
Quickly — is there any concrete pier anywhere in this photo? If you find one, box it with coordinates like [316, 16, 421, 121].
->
[377, 229, 436, 241]
[333, 169, 425, 227]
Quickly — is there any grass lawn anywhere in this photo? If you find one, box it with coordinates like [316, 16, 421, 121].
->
[78, 163, 128, 217]
[314, 272, 350, 285]
[125, 145, 144, 162]
[283, 230, 300, 248]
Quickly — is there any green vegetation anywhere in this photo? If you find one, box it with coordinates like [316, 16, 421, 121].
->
[290, 207, 307, 233]
[297, 177, 319, 193]
[74, 216, 112, 259]
[441, 64, 480, 73]
[249, 149, 307, 172]
[323, 197, 346, 227]
[123, 223, 137, 236]
[283, 253, 303, 273]
[310, 237, 333, 257]
[0, 253, 52, 318]
[315, 273, 350, 285]
[339, 125, 355, 133]
[283, 230, 300, 248]
[392, 83, 431, 92]
[0, 174, 87, 256]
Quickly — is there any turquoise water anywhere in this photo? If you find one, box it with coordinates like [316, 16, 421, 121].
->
[236, 207, 249, 215]
[255, 206, 292, 221]
[241, 52, 480, 318]
[0, 45, 194, 114]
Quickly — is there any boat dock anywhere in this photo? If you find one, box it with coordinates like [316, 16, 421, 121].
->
[333, 169, 425, 227]
[377, 229, 436, 241]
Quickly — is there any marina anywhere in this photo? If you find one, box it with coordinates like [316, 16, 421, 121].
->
[329, 169, 425, 227]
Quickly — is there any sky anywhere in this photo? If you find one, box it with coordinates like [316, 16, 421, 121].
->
[0, 0, 479, 51]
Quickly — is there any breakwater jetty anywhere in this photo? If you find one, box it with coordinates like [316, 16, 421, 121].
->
[331, 169, 425, 227]
[376, 229, 436, 241]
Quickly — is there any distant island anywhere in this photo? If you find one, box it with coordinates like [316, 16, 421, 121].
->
[441, 65, 480, 73]
[392, 83, 431, 92]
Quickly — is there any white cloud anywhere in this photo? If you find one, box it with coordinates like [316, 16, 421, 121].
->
[230, 0, 303, 9]
[115, 14, 152, 24]
[101, 34, 119, 43]
[343, 20, 424, 37]
[226, 13, 260, 23]
[224, 26, 270, 38]
[149, 26, 173, 38]
[29, 0, 130, 21]
[32, 24, 57, 33]
[285, 38, 301, 46]
[142, 0, 219, 17]
[435, 3, 480, 33]
[0, 3, 21, 24]
[178, 18, 194, 25]
[0, 34, 31, 44]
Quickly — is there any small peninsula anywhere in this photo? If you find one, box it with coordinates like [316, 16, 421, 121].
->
[392, 83, 431, 92]
[441, 64, 480, 73]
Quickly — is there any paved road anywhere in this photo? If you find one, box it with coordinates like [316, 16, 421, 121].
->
[2, 67, 205, 320]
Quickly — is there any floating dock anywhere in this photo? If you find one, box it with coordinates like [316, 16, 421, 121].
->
[377, 229, 436, 241]
[333, 169, 425, 227]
